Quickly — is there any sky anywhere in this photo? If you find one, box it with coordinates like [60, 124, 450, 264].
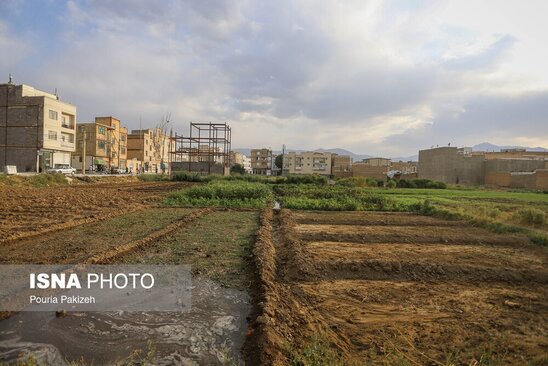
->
[1, 0, 547, 157]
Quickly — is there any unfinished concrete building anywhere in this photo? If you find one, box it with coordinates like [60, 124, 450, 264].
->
[0, 81, 76, 172]
[170, 122, 231, 175]
[251, 148, 272, 175]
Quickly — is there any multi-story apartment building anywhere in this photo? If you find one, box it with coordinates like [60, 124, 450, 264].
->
[251, 148, 272, 175]
[0, 81, 76, 172]
[127, 128, 173, 173]
[282, 151, 333, 176]
[72, 117, 127, 172]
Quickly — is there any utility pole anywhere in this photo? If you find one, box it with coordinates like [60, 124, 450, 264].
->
[82, 130, 86, 175]
[281, 144, 285, 175]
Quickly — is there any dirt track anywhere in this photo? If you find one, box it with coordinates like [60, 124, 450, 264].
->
[0, 181, 187, 243]
[250, 210, 548, 365]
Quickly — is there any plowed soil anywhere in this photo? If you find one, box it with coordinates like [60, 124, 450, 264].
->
[251, 210, 548, 365]
[0, 181, 187, 243]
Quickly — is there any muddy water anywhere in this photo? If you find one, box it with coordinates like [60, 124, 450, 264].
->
[0, 279, 250, 365]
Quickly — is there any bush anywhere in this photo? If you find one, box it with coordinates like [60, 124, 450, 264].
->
[284, 174, 328, 185]
[171, 171, 213, 182]
[335, 177, 368, 187]
[397, 179, 446, 189]
[230, 164, 246, 175]
[365, 178, 383, 187]
[515, 208, 546, 226]
[385, 179, 397, 188]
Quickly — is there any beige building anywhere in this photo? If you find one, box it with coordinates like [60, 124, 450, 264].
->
[127, 128, 173, 173]
[251, 148, 272, 175]
[230, 151, 244, 167]
[72, 117, 127, 172]
[283, 151, 333, 176]
[0, 82, 76, 172]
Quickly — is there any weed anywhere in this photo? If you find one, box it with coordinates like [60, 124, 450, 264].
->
[289, 336, 345, 366]
[28, 173, 68, 187]
[514, 208, 546, 226]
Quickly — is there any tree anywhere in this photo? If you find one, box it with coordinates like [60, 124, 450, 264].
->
[274, 154, 283, 169]
[230, 163, 246, 175]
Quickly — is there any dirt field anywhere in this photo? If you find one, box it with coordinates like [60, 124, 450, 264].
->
[0, 181, 187, 243]
[0, 181, 260, 365]
[250, 209, 548, 365]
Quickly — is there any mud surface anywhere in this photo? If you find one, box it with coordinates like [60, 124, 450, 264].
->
[0, 181, 187, 243]
[253, 209, 548, 365]
[0, 279, 250, 365]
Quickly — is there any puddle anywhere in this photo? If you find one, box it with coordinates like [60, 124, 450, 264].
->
[0, 278, 250, 365]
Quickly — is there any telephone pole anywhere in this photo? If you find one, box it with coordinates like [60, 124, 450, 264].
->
[82, 130, 86, 175]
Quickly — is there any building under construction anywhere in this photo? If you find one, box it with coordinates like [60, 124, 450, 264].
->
[170, 122, 231, 175]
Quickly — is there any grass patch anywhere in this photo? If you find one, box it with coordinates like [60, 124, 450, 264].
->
[276, 184, 419, 211]
[165, 181, 273, 208]
[119, 211, 259, 289]
[289, 335, 345, 366]
[0, 173, 72, 187]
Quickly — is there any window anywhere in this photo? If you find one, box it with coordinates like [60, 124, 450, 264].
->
[121, 147, 126, 154]
[121, 135, 126, 142]
[98, 141, 106, 149]
[48, 131, 57, 140]
[98, 126, 106, 135]
[49, 110, 58, 120]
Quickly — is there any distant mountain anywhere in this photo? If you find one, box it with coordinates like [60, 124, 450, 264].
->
[473, 142, 548, 152]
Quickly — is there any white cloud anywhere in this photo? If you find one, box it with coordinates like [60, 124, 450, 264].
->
[1, 0, 547, 155]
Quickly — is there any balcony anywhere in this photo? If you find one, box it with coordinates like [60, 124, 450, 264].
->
[60, 141, 75, 148]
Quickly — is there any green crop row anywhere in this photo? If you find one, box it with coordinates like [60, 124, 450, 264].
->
[164, 181, 274, 208]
